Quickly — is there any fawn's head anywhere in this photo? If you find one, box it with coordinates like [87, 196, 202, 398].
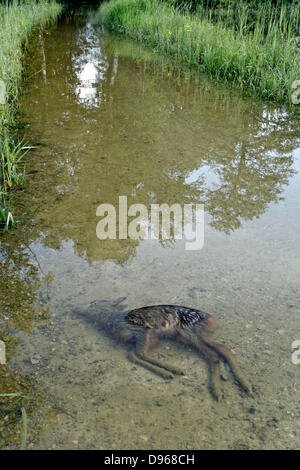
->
[73, 296, 127, 318]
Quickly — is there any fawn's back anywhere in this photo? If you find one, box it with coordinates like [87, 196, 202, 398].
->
[74, 300, 213, 344]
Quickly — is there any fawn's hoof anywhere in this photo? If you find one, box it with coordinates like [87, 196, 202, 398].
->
[169, 366, 185, 376]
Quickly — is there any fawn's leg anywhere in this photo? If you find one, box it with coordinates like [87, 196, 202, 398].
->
[179, 329, 223, 401]
[129, 330, 184, 378]
[203, 339, 252, 394]
[195, 340, 224, 401]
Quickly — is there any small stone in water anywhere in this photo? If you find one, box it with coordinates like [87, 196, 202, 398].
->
[30, 355, 40, 365]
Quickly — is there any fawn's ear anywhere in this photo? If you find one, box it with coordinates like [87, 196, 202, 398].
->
[113, 296, 127, 307]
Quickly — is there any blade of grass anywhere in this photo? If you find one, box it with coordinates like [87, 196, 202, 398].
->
[20, 406, 27, 450]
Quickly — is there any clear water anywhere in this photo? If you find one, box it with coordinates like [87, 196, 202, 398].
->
[0, 12, 299, 449]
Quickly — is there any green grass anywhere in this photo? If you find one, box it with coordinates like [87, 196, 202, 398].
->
[0, 393, 47, 449]
[171, 0, 300, 37]
[97, 0, 300, 104]
[0, 0, 62, 231]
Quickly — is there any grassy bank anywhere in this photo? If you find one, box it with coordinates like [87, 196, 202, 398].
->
[171, 0, 300, 36]
[98, 0, 300, 104]
[0, 0, 62, 231]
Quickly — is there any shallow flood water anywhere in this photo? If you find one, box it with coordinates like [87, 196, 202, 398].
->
[0, 11, 300, 449]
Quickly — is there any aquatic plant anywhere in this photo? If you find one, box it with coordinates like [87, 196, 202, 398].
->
[0, 393, 48, 449]
[0, 0, 62, 230]
[97, 0, 300, 104]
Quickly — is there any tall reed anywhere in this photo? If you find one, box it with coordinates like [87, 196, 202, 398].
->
[98, 0, 300, 104]
[171, 0, 300, 37]
[0, 0, 62, 230]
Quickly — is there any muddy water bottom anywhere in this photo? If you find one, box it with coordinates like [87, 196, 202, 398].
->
[1, 13, 300, 449]
[11, 234, 300, 449]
